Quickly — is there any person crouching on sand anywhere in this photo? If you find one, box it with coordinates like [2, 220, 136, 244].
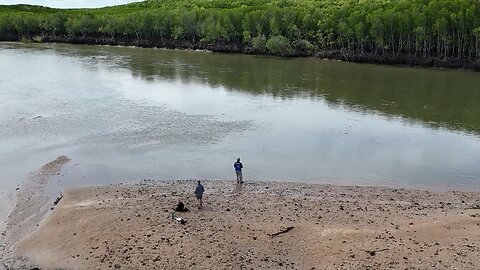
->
[195, 180, 204, 209]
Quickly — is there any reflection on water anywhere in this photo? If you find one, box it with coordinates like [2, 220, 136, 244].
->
[45, 43, 480, 135]
[0, 42, 479, 196]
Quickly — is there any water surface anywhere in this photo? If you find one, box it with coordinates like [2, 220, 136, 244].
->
[0, 42, 479, 203]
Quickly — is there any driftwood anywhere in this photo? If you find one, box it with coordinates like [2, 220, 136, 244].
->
[269, 226, 295, 237]
[365, 248, 389, 256]
[53, 194, 63, 205]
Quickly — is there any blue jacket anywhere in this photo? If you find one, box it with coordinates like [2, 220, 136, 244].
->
[195, 184, 204, 197]
[234, 161, 243, 172]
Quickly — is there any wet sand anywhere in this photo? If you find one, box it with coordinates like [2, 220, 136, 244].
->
[2, 179, 480, 270]
[0, 193, 13, 232]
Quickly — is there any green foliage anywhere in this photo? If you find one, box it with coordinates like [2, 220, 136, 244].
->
[43, 12, 68, 35]
[1, 0, 480, 58]
[66, 14, 100, 37]
[242, 30, 251, 43]
[32, 35, 42, 42]
[252, 35, 266, 52]
[293, 39, 316, 55]
[266, 34, 292, 55]
[19, 36, 31, 42]
[0, 15, 15, 36]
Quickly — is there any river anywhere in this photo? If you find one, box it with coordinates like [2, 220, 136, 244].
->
[1, 42, 480, 223]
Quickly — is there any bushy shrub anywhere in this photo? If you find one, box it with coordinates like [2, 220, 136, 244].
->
[242, 30, 251, 43]
[251, 35, 266, 53]
[293, 39, 316, 55]
[32, 35, 42, 43]
[19, 36, 31, 43]
[266, 35, 293, 55]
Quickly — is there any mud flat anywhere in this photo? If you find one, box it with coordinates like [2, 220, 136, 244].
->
[2, 179, 480, 270]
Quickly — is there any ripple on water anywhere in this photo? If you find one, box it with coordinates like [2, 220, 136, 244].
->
[0, 97, 252, 151]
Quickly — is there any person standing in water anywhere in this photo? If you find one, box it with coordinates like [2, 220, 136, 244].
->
[195, 180, 204, 209]
[234, 158, 243, 184]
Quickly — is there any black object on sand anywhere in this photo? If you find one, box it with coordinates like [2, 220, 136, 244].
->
[175, 201, 189, 212]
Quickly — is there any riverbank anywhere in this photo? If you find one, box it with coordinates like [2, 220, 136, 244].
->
[37, 36, 480, 71]
[2, 179, 480, 269]
[3, 0, 480, 72]
[5, 36, 480, 71]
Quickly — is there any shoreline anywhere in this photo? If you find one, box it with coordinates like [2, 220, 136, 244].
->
[3, 37, 480, 71]
[0, 192, 13, 232]
[0, 156, 71, 269]
[2, 179, 480, 269]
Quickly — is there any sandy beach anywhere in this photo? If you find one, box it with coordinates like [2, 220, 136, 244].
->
[2, 177, 480, 270]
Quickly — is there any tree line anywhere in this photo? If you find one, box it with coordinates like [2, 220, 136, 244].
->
[1, 0, 480, 59]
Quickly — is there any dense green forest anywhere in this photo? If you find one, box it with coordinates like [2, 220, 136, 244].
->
[1, 0, 480, 65]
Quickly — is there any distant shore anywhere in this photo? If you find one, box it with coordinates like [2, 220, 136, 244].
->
[38, 36, 480, 71]
[2, 179, 480, 269]
[3, 36, 480, 71]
